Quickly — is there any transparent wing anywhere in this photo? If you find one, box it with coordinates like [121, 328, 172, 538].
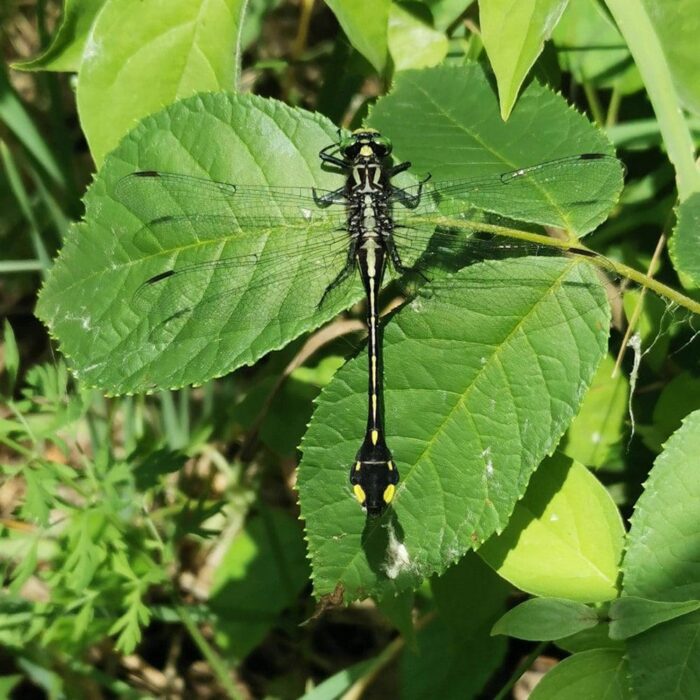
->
[114, 171, 347, 227]
[113, 170, 359, 342]
[389, 218, 562, 283]
[127, 217, 357, 343]
[394, 153, 624, 236]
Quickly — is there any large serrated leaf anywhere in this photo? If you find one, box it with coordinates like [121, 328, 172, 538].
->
[669, 192, 700, 287]
[626, 610, 700, 699]
[369, 64, 623, 236]
[622, 409, 700, 601]
[298, 257, 610, 600]
[37, 94, 357, 394]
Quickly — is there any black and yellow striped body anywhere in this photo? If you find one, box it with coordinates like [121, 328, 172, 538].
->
[317, 129, 416, 517]
[351, 161, 398, 517]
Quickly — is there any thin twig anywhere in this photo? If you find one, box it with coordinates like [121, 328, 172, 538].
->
[493, 641, 549, 700]
[612, 230, 667, 377]
[341, 611, 436, 700]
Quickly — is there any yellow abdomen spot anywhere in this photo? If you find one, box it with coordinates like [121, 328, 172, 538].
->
[353, 484, 366, 505]
[383, 483, 396, 504]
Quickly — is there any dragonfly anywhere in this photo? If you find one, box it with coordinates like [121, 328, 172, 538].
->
[114, 129, 622, 517]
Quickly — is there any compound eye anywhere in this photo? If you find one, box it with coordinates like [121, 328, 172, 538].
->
[373, 136, 392, 157]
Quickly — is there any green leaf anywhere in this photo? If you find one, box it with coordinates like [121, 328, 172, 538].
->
[555, 622, 624, 654]
[609, 596, 700, 640]
[0, 69, 67, 189]
[432, 553, 511, 641]
[669, 192, 700, 287]
[641, 0, 700, 116]
[626, 610, 700, 698]
[479, 0, 569, 119]
[563, 354, 628, 469]
[388, 3, 448, 71]
[637, 372, 700, 454]
[1, 320, 19, 396]
[552, 0, 641, 94]
[299, 659, 376, 700]
[0, 675, 22, 699]
[605, 0, 700, 200]
[400, 554, 509, 700]
[623, 409, 700, 601]
[133, 449, 187, 491]
[12, 0, 106, 73]
[324, 0, 390, 72]
[21, 466, 57, 528]
[76, 0, 248, 165]
[479, 454, 624, 602]
[209, 508, 310, 659]
[492, 598, 599, 641]
[377, 590, 416, 646]
[419, 0, 476, 32]
[369, 64, 624, 236]
[37, 94, 354, 394]
[299, 260, 610, 600]
[529, 648, 632, 700]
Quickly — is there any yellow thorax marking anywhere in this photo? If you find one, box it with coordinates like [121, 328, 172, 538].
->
[387, 460, 394, 471]
[355, 461, 362, 471]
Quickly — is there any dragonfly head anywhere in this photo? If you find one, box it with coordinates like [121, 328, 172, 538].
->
[340, 128, 393, 163]
[350, 438, 399, 517]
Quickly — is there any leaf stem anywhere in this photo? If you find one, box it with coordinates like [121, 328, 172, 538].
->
[582, 81, 605, 126]
[448, 218, 700, 315]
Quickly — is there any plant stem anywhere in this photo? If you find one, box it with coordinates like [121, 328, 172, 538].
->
[342, 611, 436, 700]
[175, 602, 245, 700]
[449, 218, 700, 315]
[613, 230, 668, 377]
[493, 641, 548, 700]
[605, 0, 700, 201]
[582, 81, 605, 126]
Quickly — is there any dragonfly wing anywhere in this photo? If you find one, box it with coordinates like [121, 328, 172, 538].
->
[129, 216, 358, 344]
[395, 154, 624, 236]
[129, 212, 349, 253]
[114, 171, 345, 224]
[390, 217, 550, 281]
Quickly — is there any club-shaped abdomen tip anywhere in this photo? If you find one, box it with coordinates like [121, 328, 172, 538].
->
[350, 458, 399, 517]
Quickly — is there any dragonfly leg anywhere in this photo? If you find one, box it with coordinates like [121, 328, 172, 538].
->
[388, 160, 412, 177]
[385, 228, 431, 283]
[391, 172, 432, 209]
[318, 235, 359, 308]
[313, 186, 347, 207]
[319, 143, 348, 169]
